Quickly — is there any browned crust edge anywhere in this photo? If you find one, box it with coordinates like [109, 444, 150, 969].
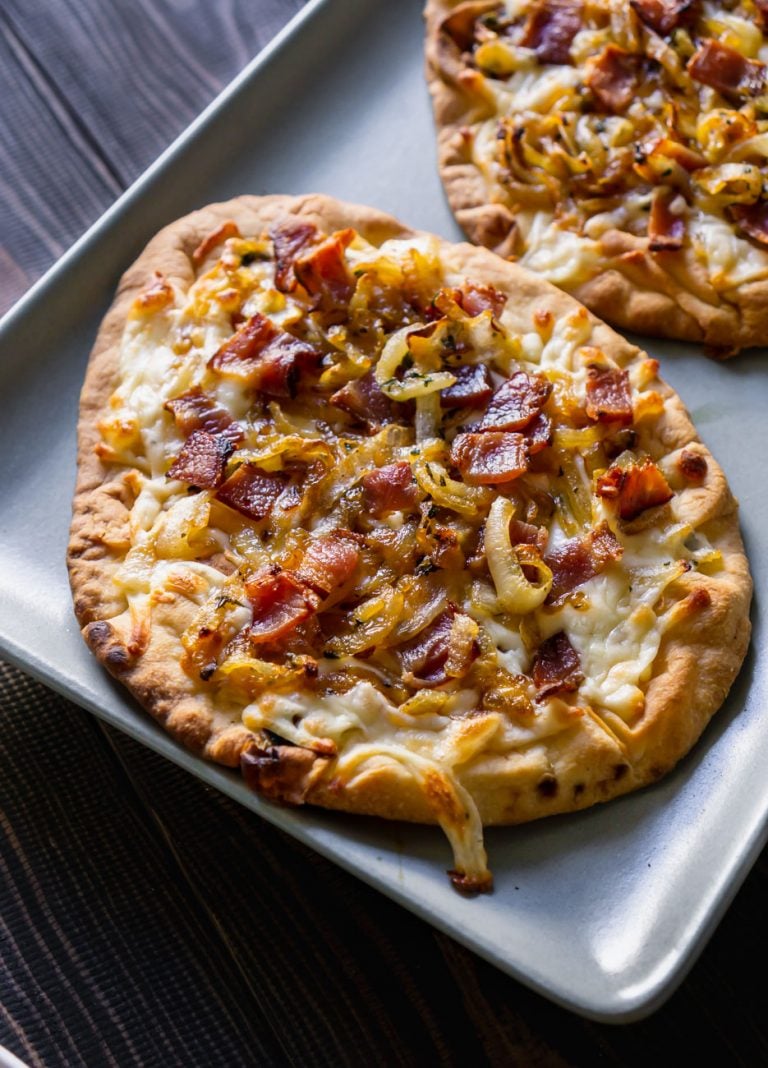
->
[423, 0, 768, 353]
[68, 193, 752, 828]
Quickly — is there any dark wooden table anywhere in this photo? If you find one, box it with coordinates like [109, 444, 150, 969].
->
[1, 2, 767, 1065]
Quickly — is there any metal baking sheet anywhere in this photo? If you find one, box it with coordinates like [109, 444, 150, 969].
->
[0, 0, 764, 1022]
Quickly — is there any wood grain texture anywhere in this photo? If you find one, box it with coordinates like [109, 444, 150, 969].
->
[2, 1, 768, 1065]
[0, 0, 306, 315]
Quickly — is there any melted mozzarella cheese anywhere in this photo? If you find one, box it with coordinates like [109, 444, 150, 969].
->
[518, 213, 601, 286]
[690, 212, 768, 288]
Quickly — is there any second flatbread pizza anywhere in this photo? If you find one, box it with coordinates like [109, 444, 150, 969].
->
[426, 0, 768, 351]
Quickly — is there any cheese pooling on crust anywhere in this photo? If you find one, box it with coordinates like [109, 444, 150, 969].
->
[79, 203, 748, 891]
[427, 0, 768, 349]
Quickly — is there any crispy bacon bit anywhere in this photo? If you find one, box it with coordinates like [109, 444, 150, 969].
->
[545, 522, 623, 603]
[678, 448, 708, 483]
[208, 313, 321, 397]
[362, 462, 421, 515]
[330, 371, 400, 429]
[532, 632, 584, 700]
[270, 217, 318, 292]
[648, 188, 685, 252]
[596, 458, 673, 520]
[245, 569, 319, 645]
[757, 0, 768, 28]
[294, 229, 355, 309]
[478, 371, 552, 431]
[166, 430, 233, 489]
[585, 367, 633, 424]
[164, 388, 244, 443]
[586, 45, 643, 113]
[192, 220, 239, 267]
[688, 39, 767, 100]
[296, 534, 360, 597]
[730, 201, 768, 246]
[216, 463, 287, 520]
[458, 281, 508, 319]
[397, 608, 478, 685]
[520, 0, 582, 65]
[523, 412, 552, 455]
[440, 364, 494, 409]
[451, 431, 529, 485]
[241, 741, 329, 805]
[629, 0, 694, 36]
[509, 518, 549, 553]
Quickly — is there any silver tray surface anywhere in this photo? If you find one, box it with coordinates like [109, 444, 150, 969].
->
[0, 0, 765, 1022]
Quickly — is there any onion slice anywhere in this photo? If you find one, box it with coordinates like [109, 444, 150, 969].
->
[485, 497, 553, 614]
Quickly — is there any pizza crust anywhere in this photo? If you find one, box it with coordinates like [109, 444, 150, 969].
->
[424, 0, 768, 353]
[69, 193, 752, 838]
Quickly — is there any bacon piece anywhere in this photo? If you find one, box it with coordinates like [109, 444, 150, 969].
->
[296, 534, 360, 597]
[757, 0, 768, 28]
[330, 371, 400, 429]
[245, 569, 319, 646]
[451, 431, 529, 485]
[208, 313, 321, 397]
[629, 0, 695, 36]
[520, 0, 582, 65]
[648, 188, 685, 252]
[596, 458, 673, 520]
[216, 463, 287, 520]
[397, 608, 478, 685]
[532, 632, 584, 700]
[440, 364, 494, 409]
[241, 741, 329, 805]
[523, 411, 552, 455]
[362, 462, 421, 515]
[509, 518, 548, 553]
[688, 39, 767, 100]
[270, 217, 318, 292]
[458, 281, 508, 319]
[545, 522, 623, 603]
[478, 371, 552, 431]
[294, 229, 355, 310]
[164, 388, 244, 444]
[586, 45, 643, 113]
[192, 220, 239, 267]
[585, 367, 633, 424]
[166, 430, 233, 489]
[730, 201, 768, 246]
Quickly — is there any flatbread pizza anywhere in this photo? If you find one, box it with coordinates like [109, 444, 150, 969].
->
[426, 0, 768, 352]
[68, 194, 751, 890]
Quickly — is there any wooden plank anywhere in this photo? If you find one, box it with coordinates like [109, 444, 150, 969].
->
[0, 14, 120, 313]
[0, 0, 305, 315]
[0, 664, 286, 1067]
